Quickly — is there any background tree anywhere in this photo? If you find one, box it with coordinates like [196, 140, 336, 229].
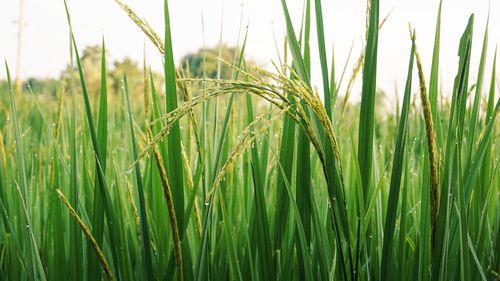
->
[110, 58, 142, 96]
[60, 44, 106, 99]
[180, 44, 246, 80]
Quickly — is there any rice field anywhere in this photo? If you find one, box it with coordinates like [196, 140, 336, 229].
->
[0, 0, 499, 280]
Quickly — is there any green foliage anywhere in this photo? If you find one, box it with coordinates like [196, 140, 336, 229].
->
[0, 1, 499, 281]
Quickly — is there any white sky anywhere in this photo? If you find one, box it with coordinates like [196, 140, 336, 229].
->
[1, 0, 499, 96]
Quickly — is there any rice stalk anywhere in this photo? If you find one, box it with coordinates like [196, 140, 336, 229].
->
[141, 71, 184, 281]
[181, 142, 202, 238]
[413, 28, 440, 245]
[114, 0, 164, 54]
[125, 179, 141, 235]
[56, 189, 114, 281]
[150, 139, 184, 281]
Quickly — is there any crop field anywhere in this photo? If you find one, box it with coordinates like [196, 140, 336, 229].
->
[0, 0, 499, 280]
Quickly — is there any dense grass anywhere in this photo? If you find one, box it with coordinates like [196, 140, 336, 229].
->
[1, 0, 499, 280]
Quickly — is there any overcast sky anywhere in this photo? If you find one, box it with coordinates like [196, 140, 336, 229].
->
[0, 0, 499, 96]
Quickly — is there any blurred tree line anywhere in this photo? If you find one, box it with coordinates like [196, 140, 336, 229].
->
[1, 44, 250, 101]
[180, 44, 244, 80]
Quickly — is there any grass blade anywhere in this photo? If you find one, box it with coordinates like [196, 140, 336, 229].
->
[358, 0, 379, 204]
[380, 33, 415, 280]
[163, 0, 185, 234]
[124, 72, 155, 280]
[88, 39, 109, 281]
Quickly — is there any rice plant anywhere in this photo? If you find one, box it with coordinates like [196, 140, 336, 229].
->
[0, 0, 499, 280]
